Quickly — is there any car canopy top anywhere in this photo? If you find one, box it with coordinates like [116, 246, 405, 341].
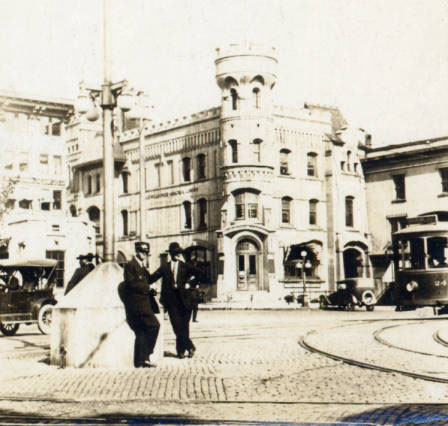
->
[0, 258, 58, 269]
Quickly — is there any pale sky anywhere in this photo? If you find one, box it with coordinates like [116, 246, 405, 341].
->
[1, 0, 448, 146]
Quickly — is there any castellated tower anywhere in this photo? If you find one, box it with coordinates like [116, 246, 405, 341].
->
[215, 43, 278, 299]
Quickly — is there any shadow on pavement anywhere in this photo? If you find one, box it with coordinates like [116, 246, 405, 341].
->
[341, 404, 448, 425]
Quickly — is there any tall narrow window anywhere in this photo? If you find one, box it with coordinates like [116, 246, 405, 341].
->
[230, 88, 238, 110]
[167, 160, 174, 185]
[345, 196, 354, 227]
[87, 175, 92, 195]
[198, 198, 207, 230]
[122, 172, 129, 194]
[307, 152, 317, 177]
[309, 199, 318, 225]
[95, 173, 101, 193]
[121, 210, 129, 236]
[440, 168, 448, 193]
[253, 139, 262, 163]
[235, 193, 245, 219]
[155, 163, 162, 187]
[281, 197, 291, 224]
[229, 140, 238, 163]
[54, 155, 62, 175]
[253, 87, 260, 108]
[280, 149, 290, 175]
[197, 154, 206, 179]
[182, 157, 191, 182]
[346, 151, 351, 171]
[392, 174, 406, 201]
[183, 201, 192, 229]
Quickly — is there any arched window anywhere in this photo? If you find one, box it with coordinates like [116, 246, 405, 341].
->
[309, 199, 318, 225]
[280, 149, 290, 175]
[87, 206, 100, 234]
[229, 140, 238, 163]
[197, 154, 206, 180]
[182, 157, 191, 182]
[253, 139, 262, 162]
[307, 152, 317, 177]
[345, 196, 354, 227]
[253, 87, 260, 109]
[234, 190, 259, 220]
[281, 197, 292, 224]
[183, 201, 192, 229]
[198, 198, 207, 230]
[121, 210, 129, 236]
[230, 88, 238, 110]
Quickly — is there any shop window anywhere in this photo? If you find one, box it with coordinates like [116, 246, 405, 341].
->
[46, 250, 65, 288]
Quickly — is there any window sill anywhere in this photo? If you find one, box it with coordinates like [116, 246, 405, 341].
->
[391, 199, 406, 204]
[278, 174, 294, 179]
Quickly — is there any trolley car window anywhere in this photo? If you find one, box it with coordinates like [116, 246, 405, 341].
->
[398, 238, 425, 270]
[427, 236, 448, 268]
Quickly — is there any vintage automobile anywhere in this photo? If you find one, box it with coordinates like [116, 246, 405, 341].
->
[319, 277, 377, 311]
[0, 258, 58, 336]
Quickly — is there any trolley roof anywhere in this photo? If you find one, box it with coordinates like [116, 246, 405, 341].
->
[0, 259, 58, 269]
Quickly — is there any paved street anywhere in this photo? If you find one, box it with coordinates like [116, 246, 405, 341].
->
[1, 307, 448, 424]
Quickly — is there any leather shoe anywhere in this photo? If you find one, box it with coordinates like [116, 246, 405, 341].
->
[136, 362, 156, 368]
[188, 348, 195, 358]
[193, 320, 198, 323]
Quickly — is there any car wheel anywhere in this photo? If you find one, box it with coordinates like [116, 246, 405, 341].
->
[361, 290, 376, 306]
[0, 322, 20, 336]
[366, 305, 375, 311]
[37, 304, 53, 335]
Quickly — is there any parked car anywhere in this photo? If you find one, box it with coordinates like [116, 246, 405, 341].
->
[320, 277, 377, 311]
[0, 258, 58, 336]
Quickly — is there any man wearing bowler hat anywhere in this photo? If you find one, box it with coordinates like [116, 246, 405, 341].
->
[65, 253, 95, 295]
[120, 241, 160, 368]
[148, 242, 203, 359]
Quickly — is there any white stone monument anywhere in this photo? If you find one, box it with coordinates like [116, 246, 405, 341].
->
[50, 262, 163, 368]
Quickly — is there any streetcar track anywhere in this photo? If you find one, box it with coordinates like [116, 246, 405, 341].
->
[299, 324, 448, 384]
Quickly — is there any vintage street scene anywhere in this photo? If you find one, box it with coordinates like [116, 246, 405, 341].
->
[1, 0, 448, 424]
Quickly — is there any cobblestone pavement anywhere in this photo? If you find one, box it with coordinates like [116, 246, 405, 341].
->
[1, 308, 448, 424]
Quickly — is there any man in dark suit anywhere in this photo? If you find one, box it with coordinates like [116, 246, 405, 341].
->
[120, 242, 160, 368]
[65, 254, 95, 295]
[148, 242, 203, 359]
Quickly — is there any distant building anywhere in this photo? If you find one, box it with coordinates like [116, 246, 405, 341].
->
[68, 43, 372, 303]
[0, 91, 96, 293]
[362, 136, 448, 284]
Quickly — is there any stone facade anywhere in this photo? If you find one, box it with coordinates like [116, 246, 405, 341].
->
[67, 43, 372, 303]
[0, 91, 96, 294]
[362, 136, 448, 283]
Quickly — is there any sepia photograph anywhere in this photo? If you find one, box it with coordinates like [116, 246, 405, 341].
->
[1, 0, 448, 424]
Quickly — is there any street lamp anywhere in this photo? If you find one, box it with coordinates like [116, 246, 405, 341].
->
[299, 250, 312, 307]
[74, 0, 135, 263]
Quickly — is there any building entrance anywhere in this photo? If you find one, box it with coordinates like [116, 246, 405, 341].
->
[236, 238, 259, 291]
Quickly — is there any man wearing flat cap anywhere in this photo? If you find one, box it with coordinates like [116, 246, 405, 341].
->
[148, 241, 204, 359]
[120, 241, 160, 368]
[64, 253, 95, 295]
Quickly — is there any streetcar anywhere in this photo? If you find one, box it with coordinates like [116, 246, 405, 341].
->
[392, 214, 448, 312]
